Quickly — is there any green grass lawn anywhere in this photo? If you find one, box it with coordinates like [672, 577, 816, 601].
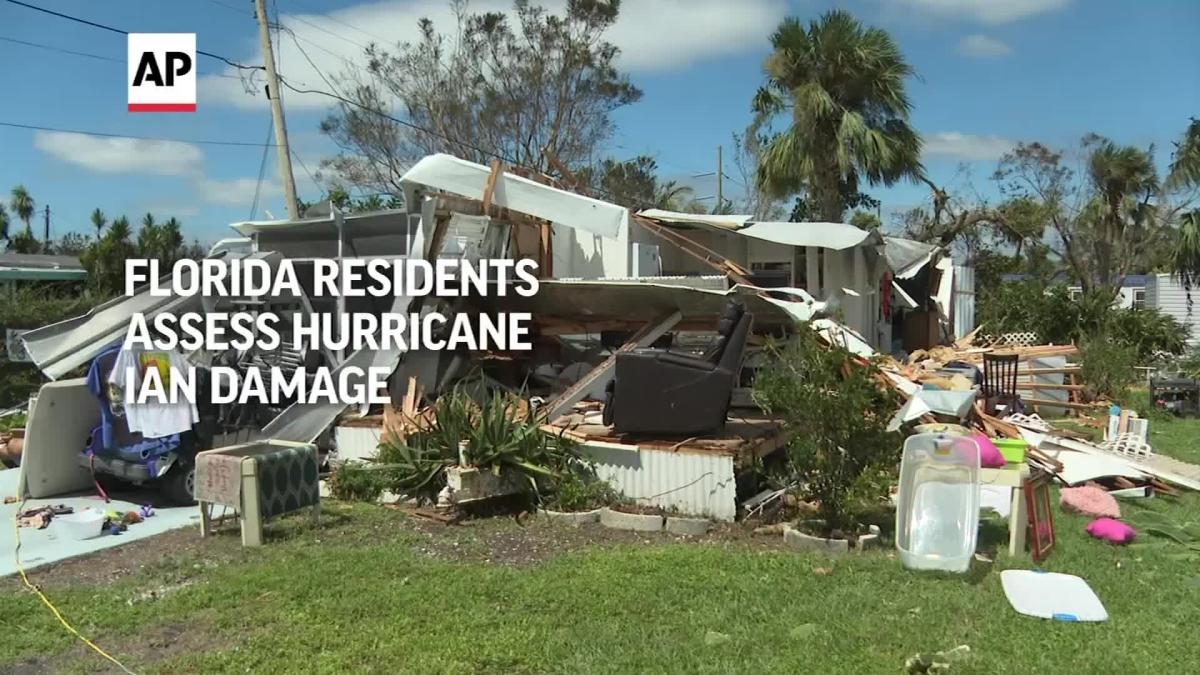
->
[3, 423, 1199, 674]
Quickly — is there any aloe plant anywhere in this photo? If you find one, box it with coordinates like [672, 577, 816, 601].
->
[361, 389, 578, 504]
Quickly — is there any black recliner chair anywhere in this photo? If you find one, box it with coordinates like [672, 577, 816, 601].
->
[603, 300, 752, 435]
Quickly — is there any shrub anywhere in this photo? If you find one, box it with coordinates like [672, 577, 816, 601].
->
[752, 328, 901, 532]
[368, 389, 579, 504]
[1079, 336, 1138, 401]
[0, 287, 97, 407]
[977, 281, 1188, 362]
[543, 464, 620, 512]
[328, 462, 389, 502]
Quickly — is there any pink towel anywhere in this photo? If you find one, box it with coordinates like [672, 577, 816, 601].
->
[1060, 486, 1121, 519]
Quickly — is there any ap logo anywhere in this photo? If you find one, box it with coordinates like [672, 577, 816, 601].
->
[127, 33, 197, 112]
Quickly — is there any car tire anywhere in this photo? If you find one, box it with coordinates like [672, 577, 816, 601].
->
[160, 459, 197, 506]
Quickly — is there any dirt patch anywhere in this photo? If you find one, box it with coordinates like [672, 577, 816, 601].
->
[403, 511, 793, 566]
[5, 618, 226, 675]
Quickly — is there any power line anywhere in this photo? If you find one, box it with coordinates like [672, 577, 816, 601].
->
[286, 0, 392, 45]
[0, 34, 245, 79]
[0, 120, 278, 147]
[4, 0, 262, 71]
[249, 119, 274, 219]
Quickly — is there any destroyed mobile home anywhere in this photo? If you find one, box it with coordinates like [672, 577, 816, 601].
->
[6, 152, 1198, 565]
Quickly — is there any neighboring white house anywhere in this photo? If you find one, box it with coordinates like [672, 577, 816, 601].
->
[1145, 273, 1200, 345]
[1068, 274, 1148, 310]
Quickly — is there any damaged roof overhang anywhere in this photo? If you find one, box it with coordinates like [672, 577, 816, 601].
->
[400, 154, 626, 239]
[484, 279, 817, 330]
[884, 236, 942, 280]
[20, 251, 267, 380]
[637, 211, 878, 251]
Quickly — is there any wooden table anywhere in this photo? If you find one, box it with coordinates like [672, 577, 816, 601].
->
[980, 462, 1031, 557]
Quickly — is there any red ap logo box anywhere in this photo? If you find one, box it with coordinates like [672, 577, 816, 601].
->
[127, 33, 197, 112]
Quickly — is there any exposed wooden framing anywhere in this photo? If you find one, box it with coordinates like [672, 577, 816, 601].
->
[425, 214, 450, 263]
[544, 310, 683, 421]
[1018, 367, 1081, 375]
[482, 160, 504, 211]
[539, 222, 553, 277]
[633, 215, 753, 285]
[542, 147, 582, 190]
[1016, 383, 1086, 392]
[1025, 397, 1096, 411]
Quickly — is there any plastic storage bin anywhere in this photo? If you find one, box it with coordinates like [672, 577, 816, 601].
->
[56, 508, 106, 540]
[994, 438, 1027, 464]
[895, 433, 981, 572]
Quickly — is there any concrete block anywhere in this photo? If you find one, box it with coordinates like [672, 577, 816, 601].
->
[665, 516, 712, 536]
[540, 508, 602, 525]
[782, 522, 850, 553]
[600, 507, 663, 532]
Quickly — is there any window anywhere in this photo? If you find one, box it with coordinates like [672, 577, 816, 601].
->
[1132, 288, 1146, 310]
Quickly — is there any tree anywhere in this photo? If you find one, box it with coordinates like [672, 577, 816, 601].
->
[1168, 119, 1200, 292]
[321, 0, 642, 195]
[994, 134, 1191, 294]
[81, 215, 137, 296]
[7, 229, 41, 254]
[51, 232, 90, 256]
[90, 208, 107, 241]
[0, 203, 8, 241]
[10, 185, 34, 237]
[575, 156, 697, 211]
[751, 10, 922, 222]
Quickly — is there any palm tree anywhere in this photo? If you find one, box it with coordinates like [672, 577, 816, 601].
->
[652, 181, 695, 211]
[10, 185, 34, 237]
[161, 217, 184, 264]
[1168, 119, 1200, 294]
[108, 216, 131, 242]
[751, 10, 922, 222]
[90, 208, 107, 241]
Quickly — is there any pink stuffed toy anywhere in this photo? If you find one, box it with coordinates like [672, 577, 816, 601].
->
[1061, 486, 1121, 519]
[1087, 517, 1136, 544]
[971, 433, 1007, 468]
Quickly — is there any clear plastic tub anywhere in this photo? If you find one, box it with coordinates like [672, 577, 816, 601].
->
[56, 508, 106, 541]
[895, 433, 981, 572]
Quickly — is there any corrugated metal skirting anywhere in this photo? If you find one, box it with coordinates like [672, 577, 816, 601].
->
[953, 265, 976, 339]
[578, 442, 738, 521]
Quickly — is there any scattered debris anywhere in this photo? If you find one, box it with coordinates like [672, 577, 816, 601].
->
[905, 645, 971, 674]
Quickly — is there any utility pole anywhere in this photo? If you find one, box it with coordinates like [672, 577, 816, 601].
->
[716, 145, 723, 213]
[43, 204, 49, 246]
[254, 0, 301, 221]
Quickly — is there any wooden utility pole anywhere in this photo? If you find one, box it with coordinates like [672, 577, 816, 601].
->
[716, 145, 723, 212]
[42, 204, 49, 245]
[254, 0, 301, 221]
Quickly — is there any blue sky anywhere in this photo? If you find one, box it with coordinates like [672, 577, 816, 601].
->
[1, 0, 1197, 244]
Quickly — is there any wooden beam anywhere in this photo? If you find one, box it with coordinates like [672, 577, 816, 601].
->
[481, 160, 504, 212]
[1025, 397, 1096, 411]
[1016, 383, 1086, 392]
[544, 310, 683, 421]
[633, 215, 753, 285]
[1018, 367, 1081, 375]
[539, 222, 553, 277]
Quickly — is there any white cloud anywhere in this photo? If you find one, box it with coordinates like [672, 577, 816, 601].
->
[957, 34, 1011, 57]
[200, 0, 787, 110]
[924, 132, 1015, 161]
[891, 0, 1071, 24]
[197, 177, 282, 207]
[33, 131, 203, 176]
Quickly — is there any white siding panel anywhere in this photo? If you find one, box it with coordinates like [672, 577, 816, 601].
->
[335, 426, 383, 462]
[578, 442, 738, 521]
[1148, 274, 1200, 345]
[953, 265, 976, 339]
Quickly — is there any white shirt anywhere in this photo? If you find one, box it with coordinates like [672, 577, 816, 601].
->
[107, 347, 200, 439]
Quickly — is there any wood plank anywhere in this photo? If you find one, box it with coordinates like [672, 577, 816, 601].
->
[481, 160, 504, 212]
[544, 310, 683, 420]
[539, 222, 553, 277]
[1017, 367, 1081, 375]
[633, 215, 753, 285]
[1024, 397, 1096, 411]
[1016, 383, 1086, 391]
